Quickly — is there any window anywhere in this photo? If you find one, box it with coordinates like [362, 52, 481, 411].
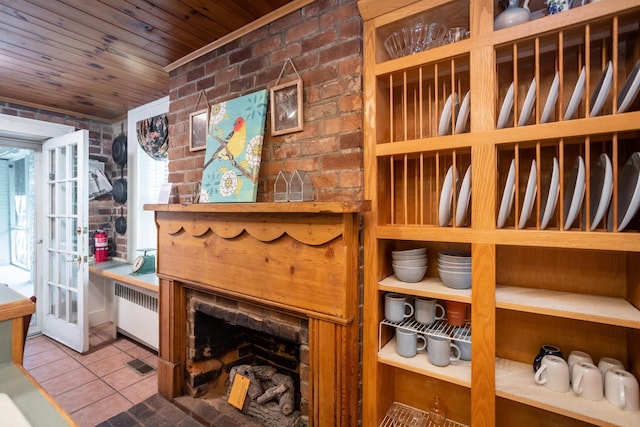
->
[127, 97, 169, 260]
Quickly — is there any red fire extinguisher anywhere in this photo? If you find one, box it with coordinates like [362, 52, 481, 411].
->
[94, 229, 108, 262]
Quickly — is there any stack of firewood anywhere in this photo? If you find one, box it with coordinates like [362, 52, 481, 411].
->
[226, 365, 300, 427]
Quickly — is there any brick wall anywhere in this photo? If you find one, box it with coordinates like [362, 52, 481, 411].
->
[167, 0, 364, 202]
[0, 102, 128, 259]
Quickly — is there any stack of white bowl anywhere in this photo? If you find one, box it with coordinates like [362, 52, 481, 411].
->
[438, 251, 471, 289]
[391, 248, 428, 283]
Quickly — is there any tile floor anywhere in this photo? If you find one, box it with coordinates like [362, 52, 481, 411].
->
[23, 322, 159, 427]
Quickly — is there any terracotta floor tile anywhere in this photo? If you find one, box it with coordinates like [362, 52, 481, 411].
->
[102, 366, 147, 391]
[27, 355, 83, 383]
[55, 379, 115, 414]
[40, 366, 98, 397]
[23, 335, 59, 357]
[22, 346, 68, 370]
[70, 392, 132, 427]
[119, 372, 159, 405]
[124, 344, 156, 360]
[69, 342, 126, 366]
[85, 351, 134, 377]
[112, 336, 139, 352]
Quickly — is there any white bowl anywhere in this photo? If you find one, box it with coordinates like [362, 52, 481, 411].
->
[438, 259, 471, 269]
[392, 248, 427, 256]
[393, 265, 428, 283]
[438, 268, 471, 289]
[438, 251, 471, 263]
[392, 258, 427, 267]
[437, 263, 471, 272]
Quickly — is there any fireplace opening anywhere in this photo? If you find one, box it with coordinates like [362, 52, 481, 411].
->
[186, 294, 308, 427]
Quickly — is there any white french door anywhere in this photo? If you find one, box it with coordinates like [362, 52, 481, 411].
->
[42, 130, 89, 353]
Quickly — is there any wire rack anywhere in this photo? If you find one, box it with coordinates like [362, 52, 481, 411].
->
[379, 318, 471, 352]
[379, 402, 468, 427]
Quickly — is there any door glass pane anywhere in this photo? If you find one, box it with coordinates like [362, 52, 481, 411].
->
[70, 291, 78, 325]
[49, 184, 55, 214]
[59, 217, 67, 251]
[69, 258, 78, 290]
[70, 144, 78, 178]
[49, 218, 56, 248]
[49, 152, 55, 181]
[48, 284, 56, 316]
[49, 251, 57, 283]
[71, 181, 78, 215]
[59, 254, 67, 286]
[58, 147, 67, 180]
[57, 288, 66, 320]
[58, 182, 67, 215]
[71, 218, 78, 252]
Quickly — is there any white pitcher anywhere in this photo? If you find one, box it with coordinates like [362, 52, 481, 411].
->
[494, 0, 531, 30]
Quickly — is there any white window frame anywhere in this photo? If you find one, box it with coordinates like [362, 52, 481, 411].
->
[127, 96, 170, 261]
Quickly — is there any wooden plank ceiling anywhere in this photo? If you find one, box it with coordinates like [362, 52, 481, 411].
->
[0, 0, 293, 121]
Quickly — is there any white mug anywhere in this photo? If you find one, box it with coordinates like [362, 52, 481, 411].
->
[598, 357, 625, 377]
[385, 293, 414, 323]
[604, 368, 640, 411]
[452, 326, 471, 361]
[427, 335, 461, 367]
[395, 327, 426, 358]
[568, 350, 593, 381]
[414, 298, 445, 325]
[572, 362, 603, 401]
[534, 355, 570, 393]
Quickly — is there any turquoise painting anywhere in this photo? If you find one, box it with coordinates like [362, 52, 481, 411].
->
[201, 89, 268, 203]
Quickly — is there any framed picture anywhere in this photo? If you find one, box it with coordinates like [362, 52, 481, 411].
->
[270, 79, 303, 136]
[189, 108, 209, 151]
[201, 89, 268, 203]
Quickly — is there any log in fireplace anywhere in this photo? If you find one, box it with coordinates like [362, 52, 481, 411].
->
[146, 201, 368, 426]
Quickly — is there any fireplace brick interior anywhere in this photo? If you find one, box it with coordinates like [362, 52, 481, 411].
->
[186, 292, 309, 425]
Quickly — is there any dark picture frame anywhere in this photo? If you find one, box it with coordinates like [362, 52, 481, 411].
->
[189, 108, 209, 151]
[270, 79, 303, 136]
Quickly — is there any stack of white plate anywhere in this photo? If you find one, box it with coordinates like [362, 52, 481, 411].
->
[392, 248, 427, 283]
[437, 251, 471, 289]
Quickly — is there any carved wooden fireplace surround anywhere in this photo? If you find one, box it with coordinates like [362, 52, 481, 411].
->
[146, 201, 369, 426]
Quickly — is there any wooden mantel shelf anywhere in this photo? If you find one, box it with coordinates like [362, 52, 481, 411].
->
[144, 200, 370, 214]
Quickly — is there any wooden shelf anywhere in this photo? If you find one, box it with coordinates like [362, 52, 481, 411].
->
[496, 285, 640, 328]
[376, 226, 640, 252]
[379, 275, 472, 303]
[379, 338, 472, 388]
[144, 200, 370, 214]
[495, 358, 640, 427]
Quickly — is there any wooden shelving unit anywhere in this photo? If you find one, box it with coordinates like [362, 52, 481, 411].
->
[360, 0, 640, 425]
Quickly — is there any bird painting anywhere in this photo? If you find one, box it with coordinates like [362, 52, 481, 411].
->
[200, 89, 268, 203]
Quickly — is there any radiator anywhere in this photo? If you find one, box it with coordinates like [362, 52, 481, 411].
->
[114, 282, 159, 350]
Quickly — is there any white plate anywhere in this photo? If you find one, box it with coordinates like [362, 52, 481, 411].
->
[563, 66, 586, 120]
[589, 153, 613, 231]
[611, 152, 640, 231]
[439, 166, 458, 226]
[455, 165, 472, 227]
[518, 77, 536, 126]
[617, 59, 640, 113]
[518, 159, 537, 228]
[589, 60, 613, 117]
[497, 159, 516, 228]
[455, 90, 471, 134]
[540, 157, 560, 230]
[438, 93, 459, 136]
[563, 156, 586, 230]
[497, 82, 514, 129]
[540, 72, 560, 124]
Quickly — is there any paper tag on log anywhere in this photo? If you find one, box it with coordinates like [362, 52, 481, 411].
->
[228, 373, 250, 410]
